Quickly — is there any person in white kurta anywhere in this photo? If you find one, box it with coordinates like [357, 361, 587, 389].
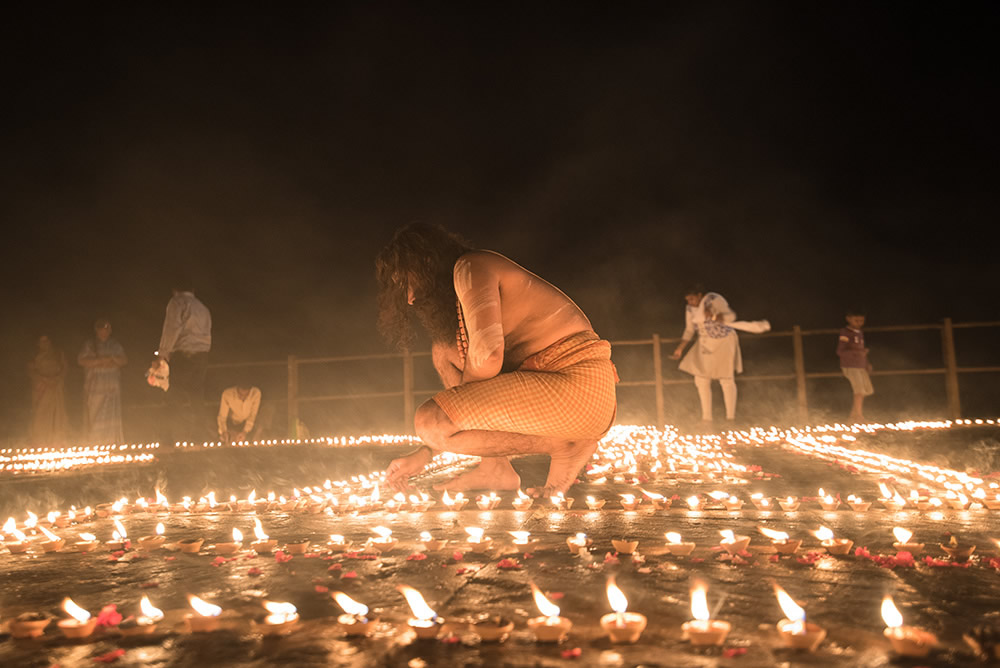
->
[671, 288, 769, 423]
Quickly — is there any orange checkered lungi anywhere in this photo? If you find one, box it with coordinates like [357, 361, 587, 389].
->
[432, 330, 618, 440]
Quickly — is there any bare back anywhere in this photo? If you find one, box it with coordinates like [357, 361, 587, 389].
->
[454, 250, 592, 380]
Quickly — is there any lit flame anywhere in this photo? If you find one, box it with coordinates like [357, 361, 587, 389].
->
[371, 526, 393, 539]
[140, 596, 164, 621]
[419, 531, 433, 542]
[62, 597, 91, 623]
[606, 577, 629, 614]
[773, 585, 805, 625]
[881, 596, 903, 628]
[690, 582, 710, 622]
[3, 517, 16, 534]
[465, 527, 485, 543]
[232, 528, 243, 543]
[155, 489, 168, 505]
[39, 525, 61, 542]
[516, 489, 530, 500]
[188, 595, 222, 617]
[530, 582, 561, 618]
[263, 601, 297, 615]
[812, 526, 835, 542]
[719, 529, 736, 544]
[79, 533, 96, 541]
[686, 496, 701, 509]
[113, 519, 128, 539]
[708, 490, 729, 501]
[329, 534, 345, 544]
[247, 489, 257, 504]
[758, 526, 790, 542]
[398, 585, 436, 621]
[333, 591, 369, 616]
[570, 532, 588, 546]
[892, 527, 913, 544]
[509, 531, 531, 544]
[666, 532, 683, 544]
[878, 482, 893, 498]
[254, 518, 268, 541]
[155, 523, 165, 536]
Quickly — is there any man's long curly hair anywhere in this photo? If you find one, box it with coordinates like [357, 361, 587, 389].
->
[376, 223, 474, 350]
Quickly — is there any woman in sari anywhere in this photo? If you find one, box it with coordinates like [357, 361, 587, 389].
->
[28, 334, 68, 445]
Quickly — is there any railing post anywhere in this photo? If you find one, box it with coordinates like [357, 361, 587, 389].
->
[651, 334, 665, 426]
[792, 325, 809, 423]
[287, 355, 299, 438]
[402, 347, 415, 430]
[941, 318, 961, 419]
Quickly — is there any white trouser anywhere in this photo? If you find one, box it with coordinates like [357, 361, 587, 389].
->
[694, 376, 737, 421]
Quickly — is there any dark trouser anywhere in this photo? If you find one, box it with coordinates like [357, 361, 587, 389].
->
[164, 351, 208, 444]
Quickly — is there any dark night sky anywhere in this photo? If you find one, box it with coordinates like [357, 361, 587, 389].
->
[2, 4, 998, 432]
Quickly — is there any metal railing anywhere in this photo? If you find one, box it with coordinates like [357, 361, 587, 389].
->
[209, 318, 1000, 436]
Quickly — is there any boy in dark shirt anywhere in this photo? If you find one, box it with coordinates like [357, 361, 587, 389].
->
[836, 309, 873, 422]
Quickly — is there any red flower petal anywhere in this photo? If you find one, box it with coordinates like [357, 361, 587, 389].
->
[92, 648, 126, 663]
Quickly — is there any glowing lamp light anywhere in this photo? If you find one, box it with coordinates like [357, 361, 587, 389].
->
[263, 601, 298, 625]
[371, 526, 393, 540]
[79, 533, 96, 541]
[600, 577, 647, 643]
[893, 527, 913, 544]
[398, 585, 440, 635]
[686, 495, 701, 510]
[188, 595, 222, 617]
[140, 596, 164, 622]
[758, 527, 790, 543]
[253, 518, 268, 541]
[813, 526, 835, 542]
[881, 596, 903, 629]
[62, 597, 91, 623]
[155, 523, 165, 536]
[509, 531, 531, 545]
[606, 578, 629, 615]
[527, 581, 572, 641]
[333, 592, 369, 617]
[774, 585, 806, 634]
[666, 532, 683, 544]
[113, 519, 128, 539]
[232, 528, 243, 543]
[691, 584, 710, 622]
[39, 525, 61, 542]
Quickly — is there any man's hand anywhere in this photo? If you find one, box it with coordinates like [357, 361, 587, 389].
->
[220, 431, 230, 443]
[383, 446, 434, 492]
[670, 344, 685, 360]
[235, 431, 247, 442]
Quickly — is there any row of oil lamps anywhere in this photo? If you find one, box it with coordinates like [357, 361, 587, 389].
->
[1, 577, 947, 658]
[2, 504, 988, 572]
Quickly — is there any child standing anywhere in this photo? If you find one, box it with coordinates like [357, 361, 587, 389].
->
[836, 309, 873, 422]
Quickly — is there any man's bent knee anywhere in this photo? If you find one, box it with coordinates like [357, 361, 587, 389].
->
[414, 400, 457, 445]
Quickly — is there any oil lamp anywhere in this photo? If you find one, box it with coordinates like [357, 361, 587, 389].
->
[398, 585, 444, 639]
[73, 532, 100, 553]
[550, 492, 573, 510]
[476, 491, 501, 510]
[419, 531, 447, 552]
[719, 529, 751, 555]
[758, 526, 801, 554]
[37, 525, 65, 553]
[527, 582, 572, 642]
[138, 523, 166, 551]
[619, 493, 640, 511]
[817, 488, 840, 511]
[846, 494, 871, 512]
[585, 495, 606, 510]
[681, 581, 730, 646]
[368, 526, 397, 553]
[284, 536, 310, 554]
[9, 611, 50, 638]
[250, 518, 277, 553]
[186, 595, 222, 632]
[465, 526, 492, 553]
[751, 493, 772, 510]
[333, 591, 376, 636]
[120, 596, 163, 636]
[778, 496, 800, 511]
[891, 527, 924, 555]
[774, 584, 826, 651]
[665, 531, 695, 556]
[566, 532, 592, 555]
[511, 489, 534, 510]
[882, 595, 937, 657]
[57, 598, 97, 638]
[260, 601, 299, 635]
[599, 577, 647, 643]
[214, 527, 243, 555]
[640, 489, 670, 510]
[509, 531, 539, 550]
[612, 538, 639, 554]
[811, 526, 853, 555]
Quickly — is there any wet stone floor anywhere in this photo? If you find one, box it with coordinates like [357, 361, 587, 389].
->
[2, 425, 1000, 667]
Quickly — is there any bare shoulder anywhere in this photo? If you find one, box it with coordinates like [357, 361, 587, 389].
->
[453, 250, 525, 281]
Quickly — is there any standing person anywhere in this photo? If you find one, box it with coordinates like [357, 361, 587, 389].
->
[217, 381, 262, 443]
[77, 318, 128, 444]
[837, 309, 873, 422]
[670, 285, 769, 427]
[153, 282, 211, 443]
[377, 223, 618, 497]
[27, 334, 69, 445]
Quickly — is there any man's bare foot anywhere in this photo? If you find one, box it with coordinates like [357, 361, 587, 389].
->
[433, 457, 521, 492]
[526, 440, 598, 498]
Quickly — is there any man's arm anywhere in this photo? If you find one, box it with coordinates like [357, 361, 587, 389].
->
[244, 389, 261, 432]
[431, 341, 463, 389]
[217, 392, 231, 437]
[158, 299, 182, 361]
[454, 255, 504, 383]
